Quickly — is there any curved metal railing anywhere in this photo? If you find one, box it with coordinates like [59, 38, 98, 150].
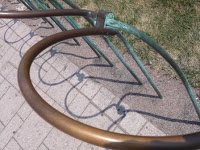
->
[0, 8, 200, 150]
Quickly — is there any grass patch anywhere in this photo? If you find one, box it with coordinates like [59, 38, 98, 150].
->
[74, 0, 200, 88]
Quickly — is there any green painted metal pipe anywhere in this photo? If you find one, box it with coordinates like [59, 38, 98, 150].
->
[104, 36, 142, 84]
[49, 0, 101, 58]
[20, 0, 54, 27]
[35, 0, 80, 45]
[49, 0, 114, 66]
[23, 0, 80, 45]
[116, 32, 162, 98]
[61, 1, 161, 96]
[35, 0, 67, 31]
[59, 0, 145, 85]
[105, 16, 200, 118]
[63, 0, 94, 25]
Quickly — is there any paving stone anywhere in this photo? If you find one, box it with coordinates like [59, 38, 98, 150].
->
[52, 101, 78, 121]
[0, 18, 5, 29]
[92, 87, 115, 110]
[78, 142, 105, 150]
[17, 102, 32, 121]
[105, 101, 144, 134]
[6, 67, 19, 91]
[10, 39, 27, 55]
[0, 52, 7, 62]
[1, 19, 13, 24]
[8, 33, 28, 52]
[0, 34, 7, 44]
[16, 2, 27, 11]
[6, 36, 21, 50]
[44, 128, 82, 150]
[30, 63, 46, 86]
[52, 102, 65, 114]
[9, 50, 21, 68]
[23, 33, 34, 42]
[114, 127, 126, 134]
[4, 138, 22, 150]
[15, 112, 53, 150]
[11, 22, 31, 38]
[1, 18, 13, 24]
[36, 87, 55, 106]
[68, 93, 90, 118]
[119, 111, 147, 135]
[34, 57, 51, 72]
[59, 60, 78, 77]
[47, 76, 78, 108]
[69, 69, 88, 89]
[0, 74, 4, 84]
[37, 81, 51, 93]
[105, 104, 125, 124]
[0, 20, 8, 36]
[0, 31, 6, 41]
[0, 39, 11, 56]
[0, 47, 15, 68]
[40, 47, 53, 59]
[27, 35, 42, 46]
[0, 80, 11, 99]
[57, 101, 79, 120]
[9, 20, 20, 31]
[138, 122, 165, 136]
[37, 67, 59, 92]
[0, 62, 14, 77]
[0, 121, 4, 134]
[37, 144, 48, 150]
[0, 87, 24, 125]
[80, 104, 112, 131]
[80, 79, 102, 99]
[52, 54, 71, 73]
[4, 27, 19, 43]
[17, 41, 31, 56]
[0, 115, 23, 150]
[42, 49, 57, 65]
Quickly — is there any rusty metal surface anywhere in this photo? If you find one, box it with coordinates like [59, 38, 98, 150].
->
[17, 27, 200, 150]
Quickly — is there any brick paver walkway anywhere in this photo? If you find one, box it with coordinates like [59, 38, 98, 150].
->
[0, 18, 165, 150]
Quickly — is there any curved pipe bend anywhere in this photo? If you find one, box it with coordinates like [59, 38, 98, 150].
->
[18, 28, 200, 150]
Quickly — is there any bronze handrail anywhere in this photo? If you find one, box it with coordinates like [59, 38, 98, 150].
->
[17, 27, 200, 150]
[0, 7, 199, 150]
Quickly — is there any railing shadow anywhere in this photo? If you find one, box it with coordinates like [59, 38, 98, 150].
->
[35, 44, 200, 133]
[2, 17, 199, 135]
[1, 18, 78, 59]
